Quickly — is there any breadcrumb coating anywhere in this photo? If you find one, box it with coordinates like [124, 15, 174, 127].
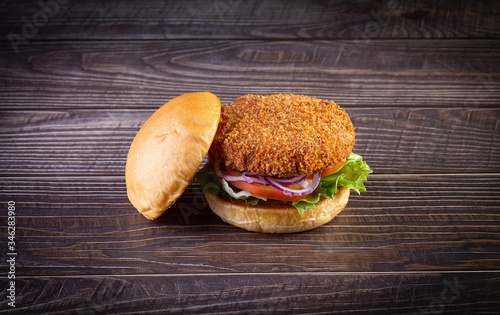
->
[210, 94, 355, 177]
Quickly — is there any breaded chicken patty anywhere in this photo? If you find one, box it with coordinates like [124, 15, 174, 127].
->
[210, 94, 356, 177]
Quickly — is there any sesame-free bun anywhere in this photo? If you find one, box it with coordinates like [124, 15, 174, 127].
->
[126, 92, 221, 220]
[205, 187, 350, 233]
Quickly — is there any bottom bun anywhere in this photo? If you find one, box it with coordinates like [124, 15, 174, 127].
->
[204, 187, 350, 233]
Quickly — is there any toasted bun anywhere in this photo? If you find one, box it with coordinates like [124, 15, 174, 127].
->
[205, 187, 350, 233]
[126, 92, 221, 220]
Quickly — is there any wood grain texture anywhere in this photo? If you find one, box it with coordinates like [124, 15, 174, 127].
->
[0, 175, 498, 275]
[0, 40, 499, 110]
[1, 107, 499, 176]
[0, 0, 499, 313]
[0, 272, 498, 314]
[1, 0, 499, 40]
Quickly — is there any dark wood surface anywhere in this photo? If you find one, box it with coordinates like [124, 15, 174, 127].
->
[0, 0, 499, 314]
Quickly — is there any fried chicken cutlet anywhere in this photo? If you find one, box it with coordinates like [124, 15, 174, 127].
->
[210, 94, 356, 177]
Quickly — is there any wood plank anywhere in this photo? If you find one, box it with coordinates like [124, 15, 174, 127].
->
[0, 2, 497, 313]
[0, 272, 498, 314]
[0, 40, 499, 109]
[0, 174, 498, 275]
[1, 107, 499, 176]
[1, 0, 499, 41]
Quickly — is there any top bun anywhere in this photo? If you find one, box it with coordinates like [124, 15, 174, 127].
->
[126, 92, 221, 220]
[210, 94, 355, 177]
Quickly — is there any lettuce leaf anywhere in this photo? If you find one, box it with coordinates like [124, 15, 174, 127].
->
[195, 167, 263, 205]
[194, 152, 372, 215]
[318, 153, 372, 196]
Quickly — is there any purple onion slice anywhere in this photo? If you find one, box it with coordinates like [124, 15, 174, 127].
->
[265, 172, 320, 197]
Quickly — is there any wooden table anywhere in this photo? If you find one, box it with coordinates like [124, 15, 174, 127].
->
[1, 0, 499, 313]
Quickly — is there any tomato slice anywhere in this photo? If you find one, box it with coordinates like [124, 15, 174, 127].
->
[221, 164, 312, 202]
[230, 180, 312, 202]
[320, 160, 346, 177]
[217, 160, 345, 202]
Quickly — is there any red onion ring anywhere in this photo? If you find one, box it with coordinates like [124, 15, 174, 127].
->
[299, 180, 309, 188]
[214, 159, 246, 182]
[271, 175, 308, 185]
[265, 172, 320, 197]
[214, 159, 321, 197]
[241, 172, 267, 185]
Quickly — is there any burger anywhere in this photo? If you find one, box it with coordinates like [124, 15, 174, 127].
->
[195, 94, 371, 233]
[126, 92, 371, 233]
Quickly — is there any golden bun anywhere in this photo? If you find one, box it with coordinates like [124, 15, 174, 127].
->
[204, 187, 350, 233]
[126, 92, 221, 220]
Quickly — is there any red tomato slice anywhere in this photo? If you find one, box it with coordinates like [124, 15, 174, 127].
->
[320, 160, 346, 177]
[230, 180, 312, 202]
[221, 164, 312, 202]
[218, 160, 345, 202]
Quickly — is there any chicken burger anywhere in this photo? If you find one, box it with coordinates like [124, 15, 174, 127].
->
[195, 94, 372, 233]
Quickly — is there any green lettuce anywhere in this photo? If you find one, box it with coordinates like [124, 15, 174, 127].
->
[290, 153, 372, 214]
[194, 153, 372, 215]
